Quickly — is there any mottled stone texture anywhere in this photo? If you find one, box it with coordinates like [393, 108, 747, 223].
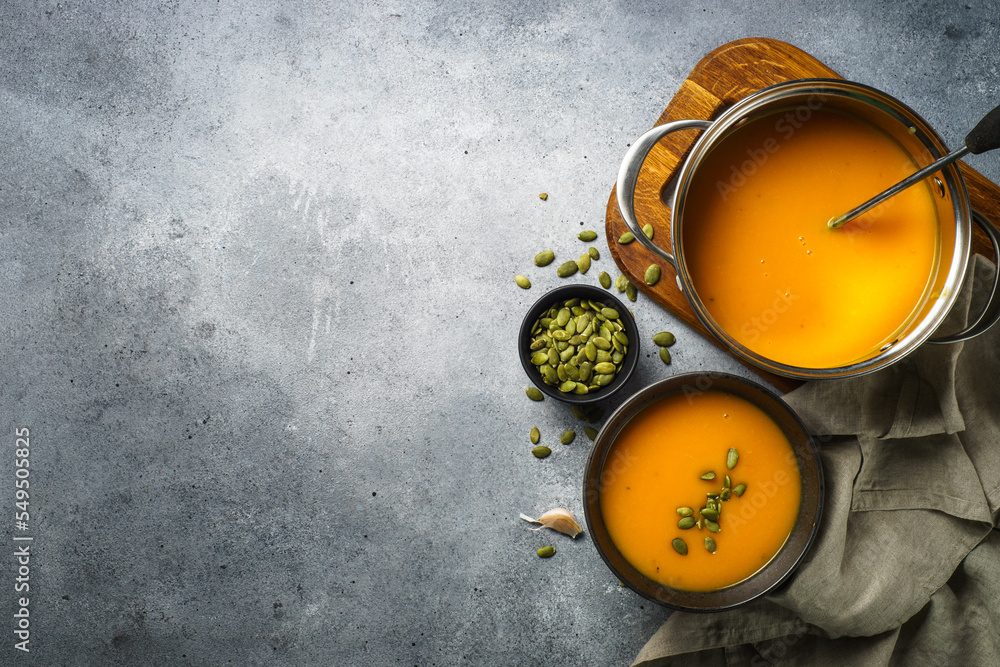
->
[1, 1, 997, 664]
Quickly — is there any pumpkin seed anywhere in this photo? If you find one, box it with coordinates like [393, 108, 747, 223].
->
[547, 348, 559, 366]
[644, 264, 661, 286]
[599, 271, 612, 289]
[671, 538, 688, 556]
[705, 520, 720, 533]
[515, 275, 531, 289]
[625, 282, 638, 301]
[704, 537, 717, 554]
[615, 275, 629, 292]
[696, 519, 704, 530]
[539, 193, 548, 200]
[618, 231, 635, 244]
[579, 361, 593, 382]
[560, 430, 576, 445]
[534, 251, 555, 266]
[556, 261, 579, 277]
[578, 253, 592, 274]
[601, 307, 619, 320]
[594, 373, 614, 386]
[700, 471, 716, 480]
[530, 351, 549, 365]
[642, 223, 654, 240]
[572, 383, 589, 395]
[733, 483, 746, 497]
[530, 426, 540, 444]
[727, 448, 739, 470]
[588, 247, 600, 260]
[724, 474, 732, 489]
[676, 507, 694, 517]
[701, 508, 719, 521]
[593, 337, 611, 351]
[584, 426, 598, 441]
[593, 362, 616, 375]
[653, 331, 676, 347]
[578, 230, 598, 242]
[529, 338, 547, 351]
[536, 545, 556, 557]
[721, 488, 732, 501]
[678, 517, 697, 530]
[526, 387, 544, 401]
[532, 445, 551, 458]
[659, 347, 671, 364]
[558, 380, 576, 393]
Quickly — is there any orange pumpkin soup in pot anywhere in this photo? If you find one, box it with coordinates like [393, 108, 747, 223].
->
[681, 108, 939, 369]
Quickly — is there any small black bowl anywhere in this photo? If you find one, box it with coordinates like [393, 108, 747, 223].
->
[583, 372, 824, 611]
[518, 284, 639, 405]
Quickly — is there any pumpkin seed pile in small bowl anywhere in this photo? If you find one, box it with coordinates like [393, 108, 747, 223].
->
[518, 284, 639, 405]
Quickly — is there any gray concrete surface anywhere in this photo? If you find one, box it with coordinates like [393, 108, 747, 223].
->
[1, 0, 998, 664]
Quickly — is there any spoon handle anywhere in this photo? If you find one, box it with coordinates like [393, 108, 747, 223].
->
[965, 102, 1000, 155]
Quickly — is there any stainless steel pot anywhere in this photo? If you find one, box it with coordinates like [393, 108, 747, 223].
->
[617, 79, 1000, 380]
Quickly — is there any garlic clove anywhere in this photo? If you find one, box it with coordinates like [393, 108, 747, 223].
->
[519, 508, 583, 538]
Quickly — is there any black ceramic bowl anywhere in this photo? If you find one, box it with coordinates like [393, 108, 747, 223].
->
[583, 372, 824, 611]
[518, 284, 639, 405]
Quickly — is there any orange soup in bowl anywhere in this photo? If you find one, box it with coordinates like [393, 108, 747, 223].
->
[681, 108, 940, 369]
[599, 389, 801, 592]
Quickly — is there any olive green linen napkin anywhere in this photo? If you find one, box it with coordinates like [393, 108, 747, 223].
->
[633, 255, 1000, 666]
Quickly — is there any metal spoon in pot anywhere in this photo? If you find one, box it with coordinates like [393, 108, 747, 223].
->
[828, 102, 1000, 230]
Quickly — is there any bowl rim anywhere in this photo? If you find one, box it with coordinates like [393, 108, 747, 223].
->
[582, 371, 824, 611]
[518, 284, 640, 405]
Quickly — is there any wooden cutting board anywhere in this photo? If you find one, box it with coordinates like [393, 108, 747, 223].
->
[605, 37, 1000, 394]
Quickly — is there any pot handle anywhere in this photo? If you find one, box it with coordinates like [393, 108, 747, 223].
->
[616, 120, 713, 269]
[929, 211, 1000, 344]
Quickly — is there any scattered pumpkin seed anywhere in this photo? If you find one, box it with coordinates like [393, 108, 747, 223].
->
[733, 483, 747, 497]
[539, 193, 548, 200]
[724, 475, 732, 489]
[530, 426, 540, 444]
[598, 271, 612, 289]
[532, 445, 551, 458]
[676, 507, 694, 517]
[588, 247, 600, 260]
[584, 426, 598, 441]
[618, 231, 635, 244]
[678, 517, 697, 530]
[704, 537, 717, 554]
[644, 264, 661, 286]
[615, 275, 628, 292]
[534, 250, 555, 266]
[671, 538, 688, 556]
[515, 275, 531, 289]
[727, 448, 739, 470]
[625, 282, 638, 301]
[721, 488, 732, 501]
[705, 519, 720, 533]
[700, 471, 716, 481]
[578, 253, 592, 274]
[642, 223, 654, 240]
[556, 261, 579, 277]
[578, 230, 598, 242]
[526, 387, 544, 401]
[659, 347, 671, 364]
[536, 545, 556, 557]
[653, 331, 676, 347]
[560, 430, 576, 445]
